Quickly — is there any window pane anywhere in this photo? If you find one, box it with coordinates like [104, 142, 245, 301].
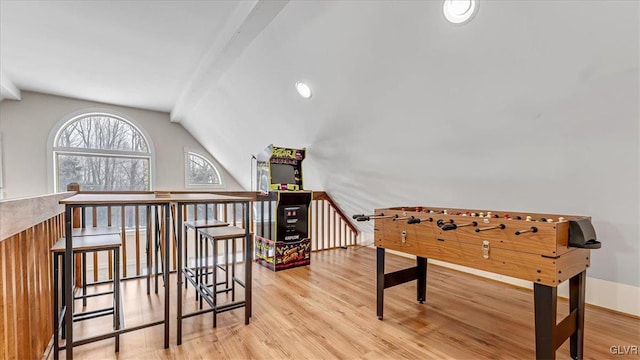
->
[188, 153, 220, 185]
[57, 153, 149, 192]
[56, 114, 149, 152]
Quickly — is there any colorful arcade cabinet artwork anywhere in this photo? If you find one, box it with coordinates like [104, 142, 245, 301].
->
[255, 145, 311, 271]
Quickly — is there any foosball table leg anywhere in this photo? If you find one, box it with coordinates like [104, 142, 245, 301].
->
[534, 284, 557, 360]
[533, 270, 587, 360]
[417, 257, 427, 304]
[377, 248, 429, 319]
[569, 271, 586, 360]
[377, 247, 385, 320]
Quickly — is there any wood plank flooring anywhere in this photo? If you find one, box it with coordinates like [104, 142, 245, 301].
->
[66, 247, 639, 359]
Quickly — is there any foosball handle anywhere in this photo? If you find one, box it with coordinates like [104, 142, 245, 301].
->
[441, 223, 457, 231]
[407, 217, 421, 224]
[352, 214, 365, 219]
[436, 219, 454, 227]
[356, 216, 370, 222]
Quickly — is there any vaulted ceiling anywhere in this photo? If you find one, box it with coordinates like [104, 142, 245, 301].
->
[1, 1, 639, 285]
[0, 1, 286, 110]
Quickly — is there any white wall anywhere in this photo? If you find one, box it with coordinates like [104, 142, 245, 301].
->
[0, 91, 242, 199]
[179, 1, 639, 290]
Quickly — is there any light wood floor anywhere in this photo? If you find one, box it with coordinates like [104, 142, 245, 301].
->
[65, 247, 639, 359]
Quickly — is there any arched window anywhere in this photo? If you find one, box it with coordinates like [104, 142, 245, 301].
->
[185, 151, 222, 188]
[52, 112, 152, 192]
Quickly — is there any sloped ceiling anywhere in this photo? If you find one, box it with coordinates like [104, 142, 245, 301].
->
[1, 1, 638, 286]
[0, 0, 265, 109]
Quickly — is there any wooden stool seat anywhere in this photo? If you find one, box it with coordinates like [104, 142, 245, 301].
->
[198, 226, 247, 240]
[51, 234, 122, 253]
[71, 226, 120, 237]
[184, 219, 228, 230]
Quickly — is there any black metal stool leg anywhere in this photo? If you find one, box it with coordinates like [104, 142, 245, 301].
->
[114, 248, 120, 352]
[201, 232, 207, 310]
[195, 230, 200, 302]
[146, 205, 151, 295]
[53, 253, 60, 360]
[82, 252, 87, 307]
[154, 208, 160, 294]
[184, 225, 188, 290]
[224, 239, 229, 289]
[205, 237, 210, 287]
[213, 238, 218, 328]
[61, 253, 66, 340]
[232, 238, 237, 302]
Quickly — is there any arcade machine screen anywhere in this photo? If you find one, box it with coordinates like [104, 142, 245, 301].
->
[270, 163, 297, 185]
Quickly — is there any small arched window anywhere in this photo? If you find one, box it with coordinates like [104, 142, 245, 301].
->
[185, 151, 222, 188]
[52, 112, 152, 192]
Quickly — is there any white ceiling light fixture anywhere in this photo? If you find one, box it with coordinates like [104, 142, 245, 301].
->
[295, 81, 312, 99]
[443, 0, 478, 24]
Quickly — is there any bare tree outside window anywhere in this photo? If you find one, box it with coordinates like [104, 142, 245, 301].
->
[187, 152, 221, 186]
[54, 114, 151, 192]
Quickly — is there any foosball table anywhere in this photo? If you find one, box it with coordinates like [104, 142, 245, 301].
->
[355, 206, 601, 360]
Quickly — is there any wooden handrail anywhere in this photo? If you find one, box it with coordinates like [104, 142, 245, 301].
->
[0, 191, 75, 241]
[313, 191, 359, 236]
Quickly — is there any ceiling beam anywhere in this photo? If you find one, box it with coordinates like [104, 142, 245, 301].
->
[0, 70, 22, 101]
[170, 0, 289, 122]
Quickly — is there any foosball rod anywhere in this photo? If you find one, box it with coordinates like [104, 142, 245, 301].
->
[514, 226, 538, 235]
[456, 221, 477, 228]
[475, 224, 506, 232]
[393, 216, 412, 221]
[439, 220, 476, 231]
[407, 217, 433, 224]
[353, 214, 397, 222]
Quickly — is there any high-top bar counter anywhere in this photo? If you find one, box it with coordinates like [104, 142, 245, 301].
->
[58, 192, 253, 359]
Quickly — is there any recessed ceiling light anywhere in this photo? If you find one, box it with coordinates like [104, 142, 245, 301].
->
[443, 0, 478, 24]
[295, 82, 312, 99]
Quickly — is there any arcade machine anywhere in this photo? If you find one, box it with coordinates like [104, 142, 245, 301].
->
[254, 144, 312, 271]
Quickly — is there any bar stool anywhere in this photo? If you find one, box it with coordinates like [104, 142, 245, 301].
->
[71, 227, 120, 306]
[182, 219, 228, 304]
[51, 234, 122, 356]
[197, 226, 250, 327]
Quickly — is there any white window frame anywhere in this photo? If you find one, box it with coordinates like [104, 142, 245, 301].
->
[47, 108, 156, 192]
[184, 148, 224, 189]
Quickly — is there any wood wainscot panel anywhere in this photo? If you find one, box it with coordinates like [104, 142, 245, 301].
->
[1, 192, 67, 359]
